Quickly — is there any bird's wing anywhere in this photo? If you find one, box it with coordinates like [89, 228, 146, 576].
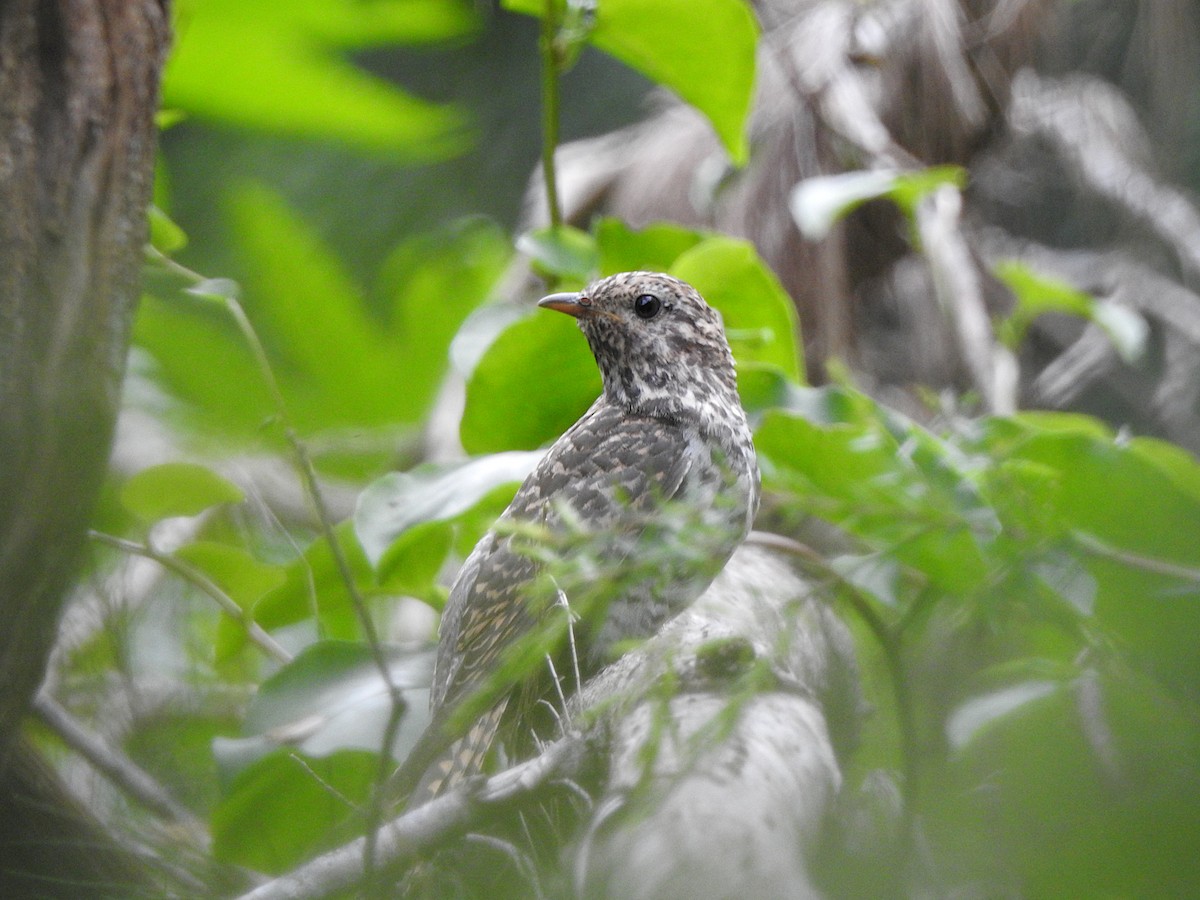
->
[435, 400, 694, 712]
[398, 401, 694, 808]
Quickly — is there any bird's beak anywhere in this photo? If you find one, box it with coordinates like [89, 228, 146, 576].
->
[537, 291, 592, 319]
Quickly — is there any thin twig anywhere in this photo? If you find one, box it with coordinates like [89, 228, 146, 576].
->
[539, 0, 563, 229]
[222, 296, 409, 886]
[89, 530, 292, 664]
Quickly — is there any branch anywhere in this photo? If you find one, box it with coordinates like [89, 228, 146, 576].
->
[235, 736, 585, 900]
[32, 693, 206, 839]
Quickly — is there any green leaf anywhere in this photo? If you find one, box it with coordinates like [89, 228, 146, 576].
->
[376, 520, 454, 597]
[355, 452, 543, 565]
[147, 204, 187, 254]
[590, 0, 757, 164]
[504, 0, 758, 164]
[595, 217, 707, 275]
[174, 541, 286, 610]
[461, 310, 600, 453]
[211, 748, 377, 873]
[163, 0, 477, 159]
[375, 217, 510, 421]
[946, 679, 1061, 752]
[213, 641, 434, 777]
[735, 362, 809, 417]
[790, 166, 966, 238]
[670, 237, 804, 381]
[994, 260, 1148, 361]
[252, 522, 375, 645]
[120, 463, 244, 521]
[516, 225, 599, 282]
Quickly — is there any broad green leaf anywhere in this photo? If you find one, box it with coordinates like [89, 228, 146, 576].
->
[355, 452, 543, 565]
[504, 0, 758, 164]
[460, 309, 599, 453]
[517, 225, 598, 283]
[376, 520, 454, 597]
[251, 522, 375, 645]
[211, 748, 377, 873]
[994, 260, 1148, 361]
[174, 541, 286, 610]
[595, 217, 707, 275]
[164, 0, 477, 159]
[134, 279, 270, 436]
[671, 237, 804, 381]
[120, 463, 244, 521]
[588, 0, 757, 164]
[213, 641, 434, 776]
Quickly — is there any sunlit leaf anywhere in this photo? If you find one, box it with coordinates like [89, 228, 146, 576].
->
[461, 310, 599, 453]
[671, 237, 804, 381]
[504, 0, 757, 164]
[164, 0, 478, 159]
[120, 463, 244, 521]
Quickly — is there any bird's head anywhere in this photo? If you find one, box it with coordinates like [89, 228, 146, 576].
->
[538, 272, 740, 428]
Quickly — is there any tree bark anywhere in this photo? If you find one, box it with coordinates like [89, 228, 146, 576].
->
[0, 0, 168, 894]
[0, 0, 168, 763]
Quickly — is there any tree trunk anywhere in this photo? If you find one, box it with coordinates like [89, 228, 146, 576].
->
[0, 0, 168, 893]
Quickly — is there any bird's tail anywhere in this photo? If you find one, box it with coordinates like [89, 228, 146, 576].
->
[404, 697, 511, 809]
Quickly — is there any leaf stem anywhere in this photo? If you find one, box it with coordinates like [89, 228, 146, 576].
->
[539, 0, 564, 229]
[222, 297, 409, 880]
[90, 530, 293, 664]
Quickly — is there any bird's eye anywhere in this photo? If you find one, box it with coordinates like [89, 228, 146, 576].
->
[633, 293, 662, 320]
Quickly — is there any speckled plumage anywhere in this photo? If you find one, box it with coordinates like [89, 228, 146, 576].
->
[402, 272, 760, 806]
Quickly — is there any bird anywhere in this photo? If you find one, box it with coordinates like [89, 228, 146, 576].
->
[395, 271, 760, 810]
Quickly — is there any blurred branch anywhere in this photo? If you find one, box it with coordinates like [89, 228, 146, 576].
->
[1012, 71, 1200, 279]
[32, 693, 206, 839]
[917, 186, 1018, 413]
[235, 735, 585, 900]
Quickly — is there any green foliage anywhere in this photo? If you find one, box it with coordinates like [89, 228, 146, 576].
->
[137, 186, 508, 467]
[994, 259, 1148, 360]
[164, 0, 478, 158]
[58, 4, 1200, 894]
[211, 748, 378, 873]
[790, 166, 967, 239]
[757, 386, 1200, 892]
[503, 0, 758, 164]
[120, 462, 245, 521]
[465, 225, 803, 452]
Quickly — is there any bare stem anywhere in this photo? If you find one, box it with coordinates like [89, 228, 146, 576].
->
[89, 530, 292, 664]
[539, 0, 563, 229]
